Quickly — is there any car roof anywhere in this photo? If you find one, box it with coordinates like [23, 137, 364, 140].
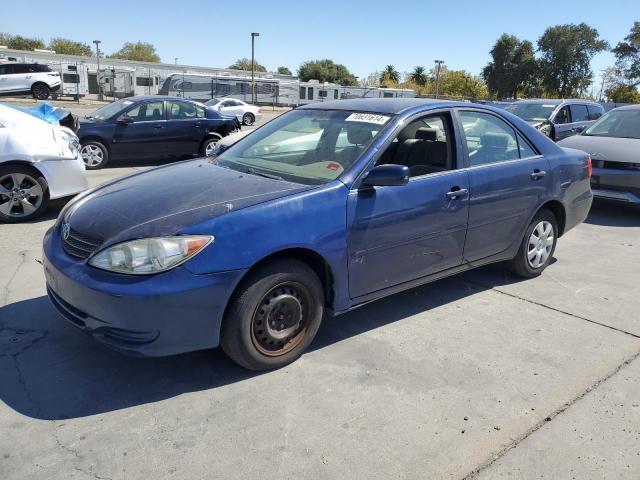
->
[127, 95, 198, 102]
[613, 104, 640, 111]
[512, 99, 598, 105]
[299, 98, 458, 114]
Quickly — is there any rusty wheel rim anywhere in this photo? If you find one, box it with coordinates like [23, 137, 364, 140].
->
[251, 282, 311, 357]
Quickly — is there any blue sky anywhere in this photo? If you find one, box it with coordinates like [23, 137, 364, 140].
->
[1, 0, 636, 82]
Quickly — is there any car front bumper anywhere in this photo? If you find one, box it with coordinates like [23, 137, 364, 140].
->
[591, 167, 640, 205]
[35, 156, 88, 199]
[43, 226, 247, 356]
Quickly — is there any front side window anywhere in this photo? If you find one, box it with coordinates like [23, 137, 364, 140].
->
[217, 109, 388, 185]
[584, 109, 640, 139]
[570, 104, 590, 122]
[460, 111, 520, 166]
[554, 106, 570, 124]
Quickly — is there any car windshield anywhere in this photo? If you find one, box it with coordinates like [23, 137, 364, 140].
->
[89, 99, 135, 120]
[505, 103, 557, 122]
[216, 109, 390, 185]
[584, 109, 640, 139]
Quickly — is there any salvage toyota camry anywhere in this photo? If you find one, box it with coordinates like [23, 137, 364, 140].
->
[43, 99, 593, 370]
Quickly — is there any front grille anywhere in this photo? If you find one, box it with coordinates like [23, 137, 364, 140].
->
[62, 227, 102, 259]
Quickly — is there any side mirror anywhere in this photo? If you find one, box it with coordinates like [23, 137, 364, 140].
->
[362, 164, 410, 187]
[117, 116, 134, 125]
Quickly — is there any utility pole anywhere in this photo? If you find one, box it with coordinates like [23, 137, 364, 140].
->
[93, 40, 103, 101]
[174, 57, 178, 65]
[251, 32, 260, 104]
[434, 59, 444, 99]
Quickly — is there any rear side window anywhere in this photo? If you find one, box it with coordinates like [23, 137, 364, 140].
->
[587, 105, 604, 120]
[29, 64, 51, 72]
[570, 104, 590, 122]
[460, 111, 520, 166]
[12, 64, 29, 74]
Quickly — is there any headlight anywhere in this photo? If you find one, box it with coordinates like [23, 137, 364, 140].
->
[89, 236, 213, 275]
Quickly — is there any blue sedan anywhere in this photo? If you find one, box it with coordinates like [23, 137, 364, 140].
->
[43, 99, 593, 370]
[78, 95, 239, 169]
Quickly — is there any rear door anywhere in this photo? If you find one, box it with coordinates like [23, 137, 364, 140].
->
[164, 100, 207, 155]
[567, 104, 592, 136]
[458, 109, 550, 262]
[111, 100, 167, 159]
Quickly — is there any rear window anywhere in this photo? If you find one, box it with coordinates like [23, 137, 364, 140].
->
[569, 104, 590, 122]
[587, 105, 604, 121]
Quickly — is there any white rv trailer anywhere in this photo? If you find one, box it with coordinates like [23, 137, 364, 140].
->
[338, 86, 416, 99]
[48, 62, 89, 100]
[133, 68, 162, 96]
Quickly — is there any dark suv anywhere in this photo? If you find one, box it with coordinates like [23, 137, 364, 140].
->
[0, 63, 61, 99]
[505, 99, 604, 141]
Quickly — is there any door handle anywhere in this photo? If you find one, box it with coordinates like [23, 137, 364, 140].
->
[530, 170, 546, 180]
[446, 188, 468, 200]
[153, 124, 164, 129]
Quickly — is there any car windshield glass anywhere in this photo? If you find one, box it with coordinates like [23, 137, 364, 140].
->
[90, 99, 135, 120]
[216, 109, 390, 185]
[504, 103, 557, 122]
[584, 109, 640, 139]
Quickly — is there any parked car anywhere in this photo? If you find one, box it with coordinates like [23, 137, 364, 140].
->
[0, 103, 87, 222]
[7, 102, 79, 132]
[505, 99, 604, 141]
[78, 96, 240, 169]
[43, 99, 592, 370]
[558, 104, 640, 204]
[205, 98, 262, 126]
[0, 63, 61, 100]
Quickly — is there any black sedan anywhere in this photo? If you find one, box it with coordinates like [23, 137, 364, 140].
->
[78, 96, 239, 169]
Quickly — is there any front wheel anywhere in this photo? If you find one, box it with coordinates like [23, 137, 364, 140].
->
[221, 259, 324, 370]
[31, 83, 51, 100]
[80, 141, 109, 169]
[0, 165, 49, 223]
[507, 209, 558, 278]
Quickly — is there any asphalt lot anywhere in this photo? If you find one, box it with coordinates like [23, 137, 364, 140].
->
[1, 164, 639, 479]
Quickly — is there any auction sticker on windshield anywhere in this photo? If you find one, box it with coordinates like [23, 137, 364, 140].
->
[345, 113, 390, 125]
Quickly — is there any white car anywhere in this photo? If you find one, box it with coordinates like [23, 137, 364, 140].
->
[0, 103, 88, 222]
[205, 98, 262, 126]
[0, 63, 61, 100]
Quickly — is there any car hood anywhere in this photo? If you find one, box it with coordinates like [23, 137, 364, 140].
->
[66, 159, 313, 246]
[558, 135, 640, 163]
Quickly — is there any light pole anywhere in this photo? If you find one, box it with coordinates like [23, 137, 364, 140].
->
[93, 40, 103, 101]
[251, 32, 260, 104]
[434, 59, 445, 99]
[174, 57, 178, 65]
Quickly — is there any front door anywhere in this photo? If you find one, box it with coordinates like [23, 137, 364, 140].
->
[458, 109, 550, 262]
[347, 110, 470, 299]
[552, 105, 573, 141]
[111, 100, 167, 159]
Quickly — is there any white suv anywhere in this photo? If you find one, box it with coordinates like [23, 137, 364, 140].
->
[0, 63, 61, 100]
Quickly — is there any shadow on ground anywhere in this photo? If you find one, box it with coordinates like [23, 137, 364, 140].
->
[584, 200, 640, 228]
[0, 274, 496, 421]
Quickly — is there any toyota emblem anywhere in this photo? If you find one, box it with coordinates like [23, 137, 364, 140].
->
[62, 223, 71, 240]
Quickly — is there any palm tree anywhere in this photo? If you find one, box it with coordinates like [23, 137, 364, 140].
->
[380, 65, 400, 85]
[409, 66, 427, 86]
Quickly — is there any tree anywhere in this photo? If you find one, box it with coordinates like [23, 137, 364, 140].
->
[298, 59, 357, 85]
[612, 21, 640, 86]
[605, 83, 640, 103]
[409, 66, 428, 86]
[0, 33, 45, 51]
[380, 65, 400, 86]
[482, 34, 536, 99]
[358, 71, 381, 88]
[229, 58, 267, 72]
[537, 23, 608, 97]
[48, 37, 92, 56]
[277, 66, 292, 75]
[108, 42, 160, 62]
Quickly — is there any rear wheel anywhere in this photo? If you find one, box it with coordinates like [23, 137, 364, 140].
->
[221, 259, 324, 370]
[31, 82, 51, 100]
[0, 165, 49, 223]
[201, 134, 222, 156]
[507, 209, 558, 278]
[80, 141, 109, 169]
[242, 112, 255, 126]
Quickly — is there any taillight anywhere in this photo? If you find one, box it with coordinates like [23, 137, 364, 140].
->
[587, 155, 592, 177]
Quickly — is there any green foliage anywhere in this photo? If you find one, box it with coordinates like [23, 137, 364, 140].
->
[483, 34, 536, 99]
[380, 65, 400, 86]
[108, 42, 160, 62]
[0, 32, 45, 50]
[48, 37, 93, 56]
[538, 23, 608, 97]
[605, 83, 640, 103]
[298, 59, 357, 85]
[409, 66, 427, 86]
[612, 21, 640, 86]
[229, 58, 267, 72]
[277, 66, 292, 75]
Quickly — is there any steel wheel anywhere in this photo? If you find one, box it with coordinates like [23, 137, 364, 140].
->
[527, 220, 554, 269]
[250, 281, 312, 357]
[81, 144, 105, 167]
[0, 172, 45, 218]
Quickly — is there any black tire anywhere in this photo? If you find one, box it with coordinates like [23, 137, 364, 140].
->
[507, 209, 558, 278]
[31, 82, 51, 100]
[80, 140, 109, 170]
[221, 259, 325, 370]
[242, 113, 255, 126]
[0, 165, 49, 223]
[200, 135, 222, 156]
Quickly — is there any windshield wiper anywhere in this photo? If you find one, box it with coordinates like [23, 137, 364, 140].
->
[246, 168, 284, 181]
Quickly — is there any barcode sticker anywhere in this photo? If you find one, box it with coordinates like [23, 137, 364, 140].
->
[345, 113, 390, 125]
